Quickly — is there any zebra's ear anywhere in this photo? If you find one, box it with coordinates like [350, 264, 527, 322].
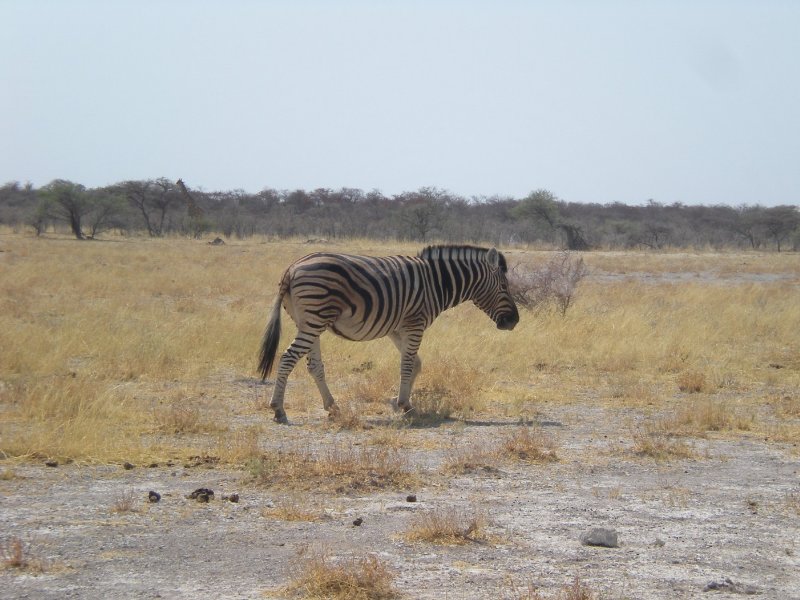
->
[487, 247, 500, 270]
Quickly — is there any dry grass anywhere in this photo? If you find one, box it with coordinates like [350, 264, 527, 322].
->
[1, 536, 48, 573]
[632, 426, 696, 461]
[1, 232, 799, 463]
[404, 506, 489, 545]
[506, 577, 597, 600]
[288, 551, 398, 600]
[248, 443, 416, 493]
[110, 488, 139, 514]
[444, 426, 558, 473]
[262, 497, 325, 522]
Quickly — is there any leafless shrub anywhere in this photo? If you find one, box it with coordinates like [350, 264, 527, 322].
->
[111, 488, 139, 514]
[509, 252, 588, 316]
[1, 536, 47, 572]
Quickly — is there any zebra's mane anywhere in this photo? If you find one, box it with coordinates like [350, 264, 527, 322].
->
[418, 245, 508, 273]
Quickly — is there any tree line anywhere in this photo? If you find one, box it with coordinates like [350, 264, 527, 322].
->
[0, 179, 798, 251]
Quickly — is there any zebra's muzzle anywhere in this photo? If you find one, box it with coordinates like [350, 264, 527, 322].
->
[496, 313, 519, 331]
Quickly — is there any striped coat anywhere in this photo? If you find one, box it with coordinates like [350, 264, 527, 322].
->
[259, 245, 519, 423]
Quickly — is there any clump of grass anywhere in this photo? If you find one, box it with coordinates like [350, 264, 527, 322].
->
[632, 425, 696, 461]
[677, 370, 708, 393]
[444, 427, 558, 474]
[1, 536, 47, 573]
[404, 506, 488, 545]
[249, 443, 416, 493]
[262, 498, 324, 522]
[326, 402, 366, 430]
[153, 403, 204, 434]
[289, 551, 398, 600]
[673, 399, 755, 433]
[110, 489, 139, 514]
[499, 427, 558, 463]
[443, 443, 500, 475]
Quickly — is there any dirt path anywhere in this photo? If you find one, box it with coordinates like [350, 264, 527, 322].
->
[2, 405, 799, 599]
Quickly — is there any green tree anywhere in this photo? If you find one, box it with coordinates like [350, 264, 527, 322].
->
[38, 180, 91, 239]
[513, 189, 589, 250]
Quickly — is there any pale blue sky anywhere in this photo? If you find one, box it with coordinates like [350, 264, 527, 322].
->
[2, 1, 799, 205]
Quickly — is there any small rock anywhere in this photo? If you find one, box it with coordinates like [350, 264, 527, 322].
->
[123, 462, 135, 470]
[580, 527, 619, 548]
[44, 460, 59, 468]
[148, 491, 161, 503]
[227, 493, 239, 503]
[406, 494, 417, 503]
[148, 463, 159, 468]
[352, 517, 363, 526]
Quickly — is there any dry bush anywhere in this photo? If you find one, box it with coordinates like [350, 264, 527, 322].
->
[677, 370, 708, 393]
[632, 424, 696, 461]
[289, 551, 398, 600]
[345, 361, 397, 416]
[560, 577, 596, 600]
[407, 358, 483, 424]
[404, 506, 489, 545]
[111, 489, 139, 514]
[673, 399, 755, 433]
[508, 252, 587, 316]
[499, 427, 558, 463]
[249, 443, 416, 493]
[1, 536, 47, 573]
[443, 443, 500, 475]
[444, 427, 557, 474]
[773, 394, 800, 418]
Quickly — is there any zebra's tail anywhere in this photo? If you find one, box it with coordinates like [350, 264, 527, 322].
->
[258, 280, 286, 381]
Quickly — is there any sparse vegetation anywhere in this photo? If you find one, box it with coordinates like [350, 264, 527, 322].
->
[288, 551, 398, 600]
[111, 488, 139, 514]
[248, 443, 416, 493]
[1, 536, 47, 573]
[404, 506, 489, 545]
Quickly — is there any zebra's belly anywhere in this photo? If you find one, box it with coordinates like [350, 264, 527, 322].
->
[328, 314, 398, 341]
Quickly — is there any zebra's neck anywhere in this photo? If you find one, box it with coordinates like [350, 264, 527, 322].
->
[419, 246, 488, 312]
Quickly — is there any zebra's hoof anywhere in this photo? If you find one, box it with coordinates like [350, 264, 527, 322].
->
[273, 411, 289, 425]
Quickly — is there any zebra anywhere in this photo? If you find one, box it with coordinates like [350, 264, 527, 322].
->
[258, 245, 520, 424]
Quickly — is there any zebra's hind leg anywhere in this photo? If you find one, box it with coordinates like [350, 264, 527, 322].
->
[269, 328, 322, 424]
[306, 338, 339, 418]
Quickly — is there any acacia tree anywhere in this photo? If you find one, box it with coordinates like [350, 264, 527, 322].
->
[38, 179, 91, 239]
[763, 205, 800, 252]
[120, 178, 180, 236]
[513, 189, 590, 250]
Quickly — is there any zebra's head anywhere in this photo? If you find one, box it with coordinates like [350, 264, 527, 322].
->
[475, 248, 519, 331]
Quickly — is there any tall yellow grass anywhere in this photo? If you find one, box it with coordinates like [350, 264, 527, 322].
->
[1, 231, 798, 461]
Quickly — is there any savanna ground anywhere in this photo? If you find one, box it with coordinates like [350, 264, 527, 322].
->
[1, 232, 799, 599]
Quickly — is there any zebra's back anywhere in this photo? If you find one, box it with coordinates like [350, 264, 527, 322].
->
[284, 252, 428, 341]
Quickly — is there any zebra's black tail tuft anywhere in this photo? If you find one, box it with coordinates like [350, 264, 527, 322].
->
[258, 292, 284, 380]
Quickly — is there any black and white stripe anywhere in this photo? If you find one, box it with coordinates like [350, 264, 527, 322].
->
[258, 245, 519, 423]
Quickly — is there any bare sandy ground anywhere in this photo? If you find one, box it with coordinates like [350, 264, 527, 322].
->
[2, 400, 799, 599]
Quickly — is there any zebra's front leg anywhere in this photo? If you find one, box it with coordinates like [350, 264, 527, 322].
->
[306, 338, 339, 418]
[391, 330, 423, 414]
[270, 330, 319, 424]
